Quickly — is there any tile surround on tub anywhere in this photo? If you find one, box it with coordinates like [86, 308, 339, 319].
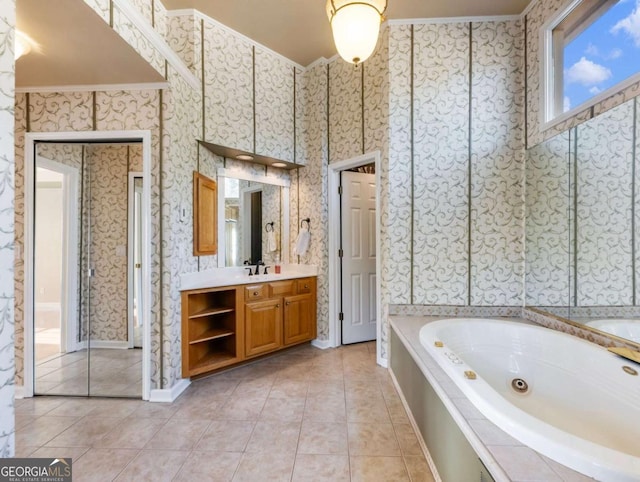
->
[389, 305, 523, 318]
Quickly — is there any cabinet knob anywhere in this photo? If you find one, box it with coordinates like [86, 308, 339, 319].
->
[286, 301, 290, 306]
[253, 291, 259, 296]
[304, 285, 309, 289]
[276, 304, 280, 308]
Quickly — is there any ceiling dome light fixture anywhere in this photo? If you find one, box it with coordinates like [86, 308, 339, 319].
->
[326, 0, 387, 66]
[15, 31, 34, 61]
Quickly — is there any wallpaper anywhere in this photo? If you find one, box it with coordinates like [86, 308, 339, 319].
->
[0, 0, 15, 457]
[299, 62, 329, 340]
[575, 100, 634, 306]
[167, 14, 197, 78]
[161, 65, 199, 389]
[328, 58, 363, 162]
[412, 22, 470, 305]
[255, 47, 295, 162]
[470, 21, 525, 306]
[525, 130, 571, 306]
[203, 20, 253, 151]
[525, 0, 640, 146]
[387, 25, 412, 306]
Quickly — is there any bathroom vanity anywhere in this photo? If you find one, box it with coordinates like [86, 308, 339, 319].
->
[180, 268, 317, 378]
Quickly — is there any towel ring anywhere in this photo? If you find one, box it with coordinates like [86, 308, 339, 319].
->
[265, 222, 274, 232]
[301, 218, 311, 230]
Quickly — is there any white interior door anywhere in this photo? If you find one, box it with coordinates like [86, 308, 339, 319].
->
[341, 171, 376, 344]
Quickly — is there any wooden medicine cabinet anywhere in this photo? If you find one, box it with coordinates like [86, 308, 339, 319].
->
[193, 171, 217, 255]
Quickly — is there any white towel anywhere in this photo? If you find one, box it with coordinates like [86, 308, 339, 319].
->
[293, 227, 310, 256]
[267, 230, 277, 252]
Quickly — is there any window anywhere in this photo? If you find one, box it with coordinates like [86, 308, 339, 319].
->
[543, 0, 640, 123]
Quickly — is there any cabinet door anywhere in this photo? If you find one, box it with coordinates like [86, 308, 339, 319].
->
[245, 299, 282, 357]
[283, 294, 316, 346]
[193, 171, 217, 255]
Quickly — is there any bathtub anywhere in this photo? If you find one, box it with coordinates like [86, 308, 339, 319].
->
[419, 318, 640, 482]
[586, 319, 640, 344]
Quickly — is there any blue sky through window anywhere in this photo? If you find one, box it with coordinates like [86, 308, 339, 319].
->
[563, 0, 640, 112]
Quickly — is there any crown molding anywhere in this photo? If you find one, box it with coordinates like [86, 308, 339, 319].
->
[15, 81, 169, 94]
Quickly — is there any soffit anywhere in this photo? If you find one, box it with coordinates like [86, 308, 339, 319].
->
[16, 0, 165, 88]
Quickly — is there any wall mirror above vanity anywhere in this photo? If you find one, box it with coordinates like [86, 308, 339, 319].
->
[216, 168, 290, 269]
[526, 97, 640, 347]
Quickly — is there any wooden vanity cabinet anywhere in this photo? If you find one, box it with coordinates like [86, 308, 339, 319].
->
[245, 298, 283, 357]
[284, 278, 316, 345]
[182, 276, 317, 376]
[181, 286, 243, 378]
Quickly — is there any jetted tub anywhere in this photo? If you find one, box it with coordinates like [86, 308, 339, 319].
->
[419, 318, 640, 482]
[586, 319, 640, 344]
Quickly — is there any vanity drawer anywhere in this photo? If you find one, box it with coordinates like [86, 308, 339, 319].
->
[245, 284, 267, 301]
[296, 278, 314, 294]
[269, 280, 296, 297]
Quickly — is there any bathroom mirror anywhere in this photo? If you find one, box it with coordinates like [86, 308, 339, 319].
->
[216, 168, 290, 268]
[526, 96, 640, 347]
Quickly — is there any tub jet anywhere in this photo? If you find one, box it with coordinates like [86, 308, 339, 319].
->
[511, 378, 529, 393]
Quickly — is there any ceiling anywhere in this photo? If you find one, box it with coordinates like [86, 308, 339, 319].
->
[15, 0, 532, 88]
[163, 0, 532, 65]
[15, 0, 164, 88]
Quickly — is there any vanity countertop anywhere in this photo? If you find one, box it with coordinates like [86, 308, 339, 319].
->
[180, 264, 318, 291]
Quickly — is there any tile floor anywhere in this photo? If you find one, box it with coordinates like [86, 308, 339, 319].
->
[15, 342, 435, 481]
[35, 348, 142, 398]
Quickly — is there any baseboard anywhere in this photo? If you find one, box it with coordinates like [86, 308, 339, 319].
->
[311, 338, 332, 350]
[377, 356, 389, 368]
[389, 368, 443, 482]
[15, 385, 26, 399]
[89, 340, 130, 349]
[149, 378, 190, 403]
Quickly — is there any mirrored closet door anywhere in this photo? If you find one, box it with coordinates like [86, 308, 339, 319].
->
[32, 142, 144, 398]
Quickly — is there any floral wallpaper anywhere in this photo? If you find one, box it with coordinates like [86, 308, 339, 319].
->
[0, 0, 16, 457]
[167, 13, 197, 78]
[470, 21, 525, 306]
[387, 25, 412, 306]
[203, 20, 253, 151]
[525, 130, 571, 306]
[299, 62, 329, 339]
[255, 47, 295, 162]
[161, 65, 200, 389]
[574, 100, 634, 306]
[412, 22, 471, 305]
[328, 58, 363, 162]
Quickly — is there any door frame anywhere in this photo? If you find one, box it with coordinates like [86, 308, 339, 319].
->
[24, 130, 153, 400]
[128, 172, 143, 349]
[328, 151, 384, 367]
[33, 156, 80, 356]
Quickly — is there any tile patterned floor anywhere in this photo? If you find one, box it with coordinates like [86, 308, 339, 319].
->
[15, 342, 436, 481]
[35, 348, 142, 398]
